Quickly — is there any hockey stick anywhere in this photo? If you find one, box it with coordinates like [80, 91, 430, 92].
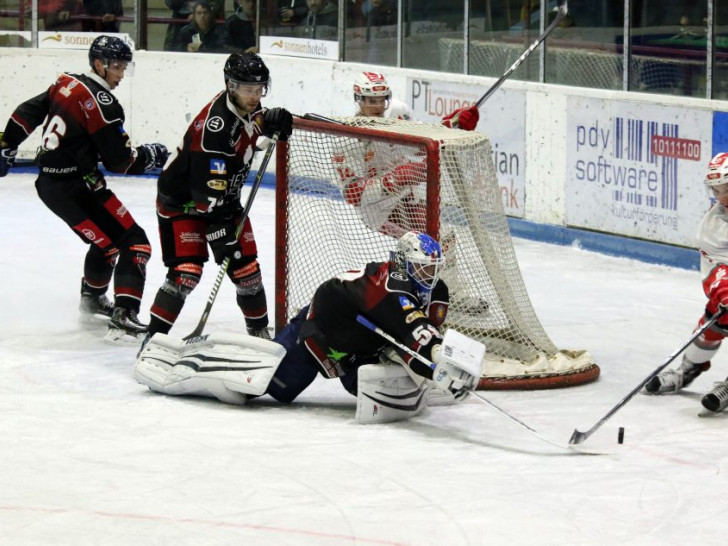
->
[298, 112, 345, 125]
[474, 2, 568, 108]
[183, 133, 279, 341]
[448, 2, 568, 128]
[355, 315, 570, 449]
[569, 307, 727, 445]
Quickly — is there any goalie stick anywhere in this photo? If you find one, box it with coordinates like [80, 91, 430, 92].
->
[183, 133, 279, 341]
[355, 315, 574, 451]
[569, 307, 727, 445]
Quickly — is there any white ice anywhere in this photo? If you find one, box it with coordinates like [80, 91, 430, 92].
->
[1, 172, 726, 546]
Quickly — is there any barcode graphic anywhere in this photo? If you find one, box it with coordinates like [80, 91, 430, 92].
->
[661, 123, 678, 211]
[613, 117, 679, 211]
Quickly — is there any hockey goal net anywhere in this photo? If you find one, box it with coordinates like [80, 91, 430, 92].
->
[275, 116, 599, 389]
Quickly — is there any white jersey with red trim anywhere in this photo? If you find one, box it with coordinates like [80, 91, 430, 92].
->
[384, 98, 411, 121]
[697, 203, 728, 279]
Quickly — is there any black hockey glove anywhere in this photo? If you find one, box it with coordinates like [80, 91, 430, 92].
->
[206, 219, 242, 264]
[262, 108, 293, 141]
[139, 143, 169, 173]
[0, 146, 18, 177]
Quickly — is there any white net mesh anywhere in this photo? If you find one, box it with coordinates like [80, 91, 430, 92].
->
[277, 117, 598, 388]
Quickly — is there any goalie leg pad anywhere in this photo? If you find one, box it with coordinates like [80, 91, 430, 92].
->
[135, 332, 286, 405]
[356, 364, 430, 424]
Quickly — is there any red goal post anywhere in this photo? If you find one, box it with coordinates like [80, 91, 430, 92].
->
[275, 116, 599, 389]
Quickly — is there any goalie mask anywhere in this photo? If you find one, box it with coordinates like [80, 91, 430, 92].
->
[89, 35, 134, 76]
[393, 231, 445, 299]
[705, 153, 728, 200]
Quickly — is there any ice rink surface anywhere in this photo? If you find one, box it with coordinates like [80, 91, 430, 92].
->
[1, 173, 726, 545]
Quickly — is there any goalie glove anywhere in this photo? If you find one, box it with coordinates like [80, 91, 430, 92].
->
[0, 145, 18, 177]
[442, 105, 480, 131]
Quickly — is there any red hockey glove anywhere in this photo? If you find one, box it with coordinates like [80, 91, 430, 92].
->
[703, 265, 728, 324]
[343, 178, 378, 206]
[382, 162, 427, 193]
[442, 106, 480, 131]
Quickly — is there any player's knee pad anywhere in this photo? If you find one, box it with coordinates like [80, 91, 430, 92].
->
[230, 258, 264, 296]
[163, 263, 203, 299]
[120, 226, 152, 270]
[103, 247, 120, 267]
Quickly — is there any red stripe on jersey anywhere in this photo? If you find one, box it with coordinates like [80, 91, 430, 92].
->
[9, 113, 34, 136]
[51, 74, 122, 134]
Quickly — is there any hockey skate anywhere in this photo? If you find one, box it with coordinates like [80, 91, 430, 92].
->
[247, 326, 272, 340]
[79, 285, 114, 323]
[105, 307, 148, 345]
[644, 357, 710, 394]
[701, 380, 728, 413]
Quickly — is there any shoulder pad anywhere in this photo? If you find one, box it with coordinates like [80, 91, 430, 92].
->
[385, 267, 418, 299]
[200, 93, 236, 155]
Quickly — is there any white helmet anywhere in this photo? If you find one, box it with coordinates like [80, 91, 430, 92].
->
[392, 231, 445, 296]
[705, 153, 728, 188]
[353, 71, 392, 103]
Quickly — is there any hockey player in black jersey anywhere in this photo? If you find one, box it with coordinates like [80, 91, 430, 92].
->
[0, 35, 169, 343]
[144, 52, 293, 341]
[268, 231, 463, 402]
[135, 231, 483, 423]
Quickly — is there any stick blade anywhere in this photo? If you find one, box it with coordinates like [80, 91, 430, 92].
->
[569, 429, 588, 445]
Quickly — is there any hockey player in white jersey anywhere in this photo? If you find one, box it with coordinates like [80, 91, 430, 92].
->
[335, 71, 480, 238]
[645, 152, 728, 412]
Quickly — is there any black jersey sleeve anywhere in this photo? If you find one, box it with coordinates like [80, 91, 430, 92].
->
[2, 91, 50, 147]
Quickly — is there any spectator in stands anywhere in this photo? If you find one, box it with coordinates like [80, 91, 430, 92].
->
[82, 0, 123, 32]
[41, 0, 83, 31]
[164, 0, 195, 51]
[226, 0, 257, 53]
[302, 0, 337, 38]
[174, 1, 228, 53]
[277, 0, 307, 26]
[362, 0, 396, 27]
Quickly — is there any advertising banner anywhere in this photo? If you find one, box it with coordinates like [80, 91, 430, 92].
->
[38, 32, 134, 50]
[260, 36, 337, 61]
[406, 80, 526, 217]
[566, 97, 711, 246]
